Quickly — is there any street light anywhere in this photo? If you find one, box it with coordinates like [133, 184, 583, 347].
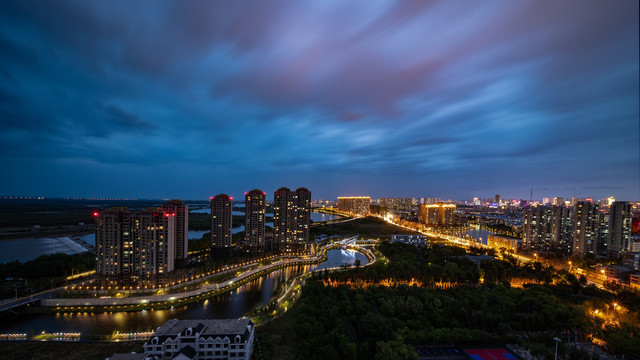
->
[553, 337, 561, 360]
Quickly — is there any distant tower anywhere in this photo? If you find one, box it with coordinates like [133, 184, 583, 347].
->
[245, 189, 266, 254]
[211, 194, 233, 258]
[163, 199, 189, 266]
[607, 201, 632, 258]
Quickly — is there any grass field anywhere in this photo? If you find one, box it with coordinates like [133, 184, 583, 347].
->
[311, 216, 421, 240]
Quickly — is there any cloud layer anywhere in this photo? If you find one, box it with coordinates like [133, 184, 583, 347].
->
[0, 0, 638, 200]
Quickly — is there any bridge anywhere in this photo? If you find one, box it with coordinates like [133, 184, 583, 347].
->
[0, 288, 60, 313]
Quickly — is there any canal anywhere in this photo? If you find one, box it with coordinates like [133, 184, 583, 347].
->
[0, 249, 368, 336]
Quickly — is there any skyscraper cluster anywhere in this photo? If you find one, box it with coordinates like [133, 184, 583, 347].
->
[96, 200, 188, 288]
[210, 187, 311, 256]
[523, 200, 632, 258]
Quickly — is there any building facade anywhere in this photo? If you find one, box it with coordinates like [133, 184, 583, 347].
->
[274, 187, 311, 253]
[109, 318, 255, 360]
[211, 194, 233, 258]
[572, 201, 600, 258]
[163, 200, 189, 266]
[244, 189, 266, 254]
[607, 201, 632, 258]
[337, 196, 371, 215]
[487, 234, 518, 254]
[96, 207, 176, 288]
[419, 203, 456, 226]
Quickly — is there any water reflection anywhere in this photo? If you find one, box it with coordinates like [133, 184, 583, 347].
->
[0, 249, 368, 336]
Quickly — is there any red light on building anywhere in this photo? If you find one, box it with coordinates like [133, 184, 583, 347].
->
[93, 212, 99, 217]
[229, 197, 233, 200]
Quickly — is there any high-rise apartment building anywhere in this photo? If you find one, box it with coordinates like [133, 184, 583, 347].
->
[274, 187, 311, 253]
[419, 203, 456, 226]
[572, 201, 600, 258]
[245, 189, 266, 254]
[96, 208, 133, 287]
[211, 194, 233, 258]
[523, 205, 573, 253]
[135, 209, 176, 287]
[163, 199, 189, 266]
[337, 196, 370, 215]
[607, 201, 632, 258]
[96, 207, 175, 288]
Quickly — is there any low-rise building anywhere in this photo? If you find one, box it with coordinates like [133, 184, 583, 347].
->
[630, 273, 640, 290]
[604, 264, 634, 283]
[487, 234, 518, 254]
[112, 318, 254, 360]
[391, 234, 428, 246]
[623, 252, 640, 271]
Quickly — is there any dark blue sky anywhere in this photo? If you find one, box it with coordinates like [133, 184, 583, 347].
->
[0, 1, 638, 201]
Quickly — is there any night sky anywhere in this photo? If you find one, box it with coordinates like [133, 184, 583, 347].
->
[0, 1, 638, 201]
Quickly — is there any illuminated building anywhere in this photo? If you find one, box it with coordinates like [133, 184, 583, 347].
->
[572, 201, 600, 258]
[487, 234, 518, 254]
[163, 199, 189, 266]
[135, 209, 176, 287]
[274, 187, 311, 253]
[419, 203, 456, 226]
[96, 208, 133, 286]
[245, 189, 266, 254]
[391, 234, 428, 246]
[96, 207, 176, 287]
[337, 196, 371, 215]
[495, 194, 501, 205]
[211, 194, 233, 258]
[607, 201, 632, 258]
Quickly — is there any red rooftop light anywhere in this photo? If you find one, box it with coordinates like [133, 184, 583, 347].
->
[92, 212, 99, 217]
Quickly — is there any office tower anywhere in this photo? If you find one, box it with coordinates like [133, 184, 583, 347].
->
[553, 197, 564, 206]
[245, 189, 266, 254]
[96, 208, 133, 287]
[572, 201, 600, 258]
[96, 208, 175, 288]
[135, 209, 176, 287]
[495, 194, 501, 204]
[420, 203, 456, 226]
[163, 199, 189, 266]
[211, 194, 233, 258]
[607, 201, 632, 258]
[337, 196, 371, 215]
[274, 187, 311, 253]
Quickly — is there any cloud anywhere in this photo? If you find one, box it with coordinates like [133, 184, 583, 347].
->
[0, 0, 637, 200]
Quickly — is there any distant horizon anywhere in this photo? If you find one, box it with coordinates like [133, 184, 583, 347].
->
[2, 191, 638, 203]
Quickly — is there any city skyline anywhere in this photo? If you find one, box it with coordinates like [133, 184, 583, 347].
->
[0, 1, 638, 201]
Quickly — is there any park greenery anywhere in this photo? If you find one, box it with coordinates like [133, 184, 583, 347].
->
[258, 242, 640, 360]
[310, 216, 420, 240]
[0, 253, 95, 299]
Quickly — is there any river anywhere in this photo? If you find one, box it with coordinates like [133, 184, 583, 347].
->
[0, 249, 368, 336]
